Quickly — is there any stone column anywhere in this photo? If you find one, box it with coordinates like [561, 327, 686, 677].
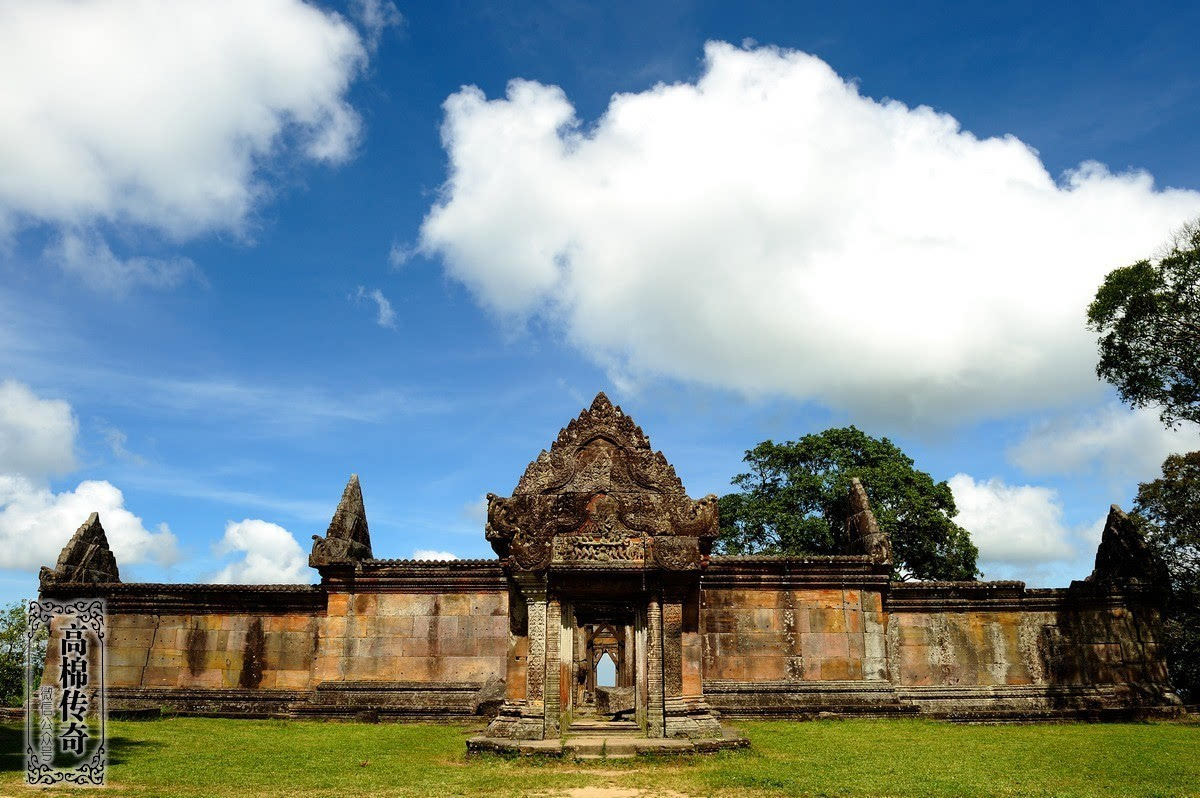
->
[646, 592, 664, 737]
[524, 584, 547, 710]
[662, 584, 723, 739]
[544, 596, 562, 737]
[483, 575, 549, 740]
[662, 593, 684, 699]
[635, 607, 648, 730]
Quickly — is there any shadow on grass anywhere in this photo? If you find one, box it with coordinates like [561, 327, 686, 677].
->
[0, 723, 165, 773]
[0, 724, 22, 773]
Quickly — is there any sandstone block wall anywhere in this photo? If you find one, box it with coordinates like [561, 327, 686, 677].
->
[104, 612, 321, 690]
[701, 587, 881, 682]
[314, 591, 508, 683]
[40, 560, 1175, 721]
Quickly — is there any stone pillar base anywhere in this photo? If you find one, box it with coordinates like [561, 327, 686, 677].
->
[483, 700, 547, 740]
[663, 696, 724, 739]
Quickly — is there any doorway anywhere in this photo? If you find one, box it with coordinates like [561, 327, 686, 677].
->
[570, 604, 637, 719]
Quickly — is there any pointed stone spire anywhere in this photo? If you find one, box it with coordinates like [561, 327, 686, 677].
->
[843, 478, 892, 564]
[309, 474, 373, 567]
[1087, 504, 1168, 587]
[39, 512, 121, 588]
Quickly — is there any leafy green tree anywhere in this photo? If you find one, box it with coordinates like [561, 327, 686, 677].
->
[1133, 452, 1200, 701]
[1087, 219, 1200, 427]
[717, 426, 979, 581]
[0, 600, 45, 707]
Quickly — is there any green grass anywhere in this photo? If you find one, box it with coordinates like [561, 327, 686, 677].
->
[1, 717, 1197, 797]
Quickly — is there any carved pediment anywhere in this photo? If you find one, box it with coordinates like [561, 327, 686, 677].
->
[487, 393, 717, 572]
[514, 392, 685, 496]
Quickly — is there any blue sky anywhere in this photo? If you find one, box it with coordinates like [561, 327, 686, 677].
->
[2, 0, 1199, 601]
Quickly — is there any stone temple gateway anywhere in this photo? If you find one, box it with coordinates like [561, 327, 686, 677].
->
[39, 393, 1181, 754]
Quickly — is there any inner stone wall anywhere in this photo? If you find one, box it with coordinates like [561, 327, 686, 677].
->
[314, 590, 508, 683]
[108, 611, 321, 691]
[42, 561, 1176, 722]
[701, 587, 874, 682]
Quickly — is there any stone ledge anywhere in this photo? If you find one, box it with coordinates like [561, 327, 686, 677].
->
[702, 557, 891, 589]
[40, 583, 326, 614]
[466, 728, 749, 759]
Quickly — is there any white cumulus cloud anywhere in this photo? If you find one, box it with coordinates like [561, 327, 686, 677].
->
[210, 518, 312, 584]
[1009, 404, 1200, 479]
[0, 0, 375, 291]
[0, 474, 178, 571]
[0, 379, 77, 480]
[412, 549, 458, 561]
[949, 473, 1075, 566]
[0, 380, 176, 574]
[420, 41, 1200, 426]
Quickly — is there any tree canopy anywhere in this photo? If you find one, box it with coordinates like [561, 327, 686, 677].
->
[1133, 452, 1200, 700]
[716, 426, 979, 581]
[0, 601, 46, 707]
[1087, 219, 1200, 427]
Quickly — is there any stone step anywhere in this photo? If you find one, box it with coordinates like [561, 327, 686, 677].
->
[568, 720, 641, 737]
[564, 736, 640, 758]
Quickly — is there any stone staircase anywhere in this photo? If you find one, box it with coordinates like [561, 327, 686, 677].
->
[565, 715, 643, 759]
[568, 717, 641, 737]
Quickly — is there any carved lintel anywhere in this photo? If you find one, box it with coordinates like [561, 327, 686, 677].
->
[652, 537, 701, 571]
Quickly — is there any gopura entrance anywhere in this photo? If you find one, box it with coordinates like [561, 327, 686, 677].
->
[477, 393, 729, 744]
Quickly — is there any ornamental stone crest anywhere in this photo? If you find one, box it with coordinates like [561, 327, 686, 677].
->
[485, 392, 718, 572]
[39, 513, 120, 588]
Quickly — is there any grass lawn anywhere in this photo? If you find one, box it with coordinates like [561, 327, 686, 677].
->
[0, 717, 1197, 797]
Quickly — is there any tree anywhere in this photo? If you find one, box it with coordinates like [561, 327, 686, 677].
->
[1133, 452, 1200, 701]
[1087, 218, 1200, 427]
[0, 600, 46, 707]
[716, 426, 979, 581]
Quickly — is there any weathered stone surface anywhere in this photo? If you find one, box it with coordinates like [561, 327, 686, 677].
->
[595, 685, 635, 716]
[843, 478, 893, 564]
[37, 394, 1180, 734]
[1087, 504, 1169, 587]
[39, 512, 120, 587]
[309, 474, 373, 567]
[484, 393, 718, 572]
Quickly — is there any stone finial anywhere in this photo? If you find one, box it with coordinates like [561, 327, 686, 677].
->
[309, 474, 373, 567]
[39, 512, 121, 588]
[1086, 504, 1168, 587]
[844, 478, 892, 564]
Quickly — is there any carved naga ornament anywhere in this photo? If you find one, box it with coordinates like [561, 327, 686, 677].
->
[485, 392, 718, 572]
[310, 474, 373, 567]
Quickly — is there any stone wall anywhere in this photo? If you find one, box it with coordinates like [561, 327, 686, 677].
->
[699, 560, 1176, 720]
[41, 557, 1177, 722]
[313, 590, 508, 683]
[43, 562, 512, 719]
[702, 587, 876, 682]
